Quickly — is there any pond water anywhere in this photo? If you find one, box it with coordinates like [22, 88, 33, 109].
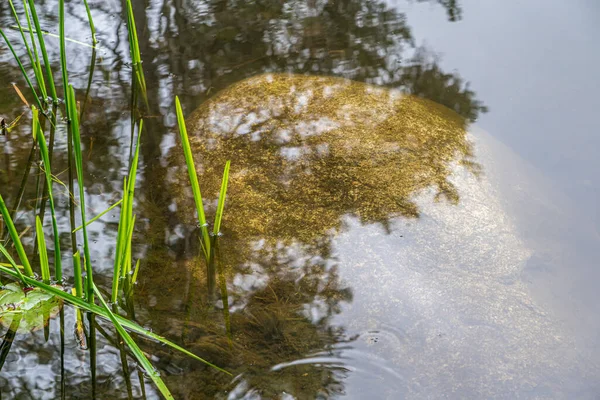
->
[0, 0, 599, 399]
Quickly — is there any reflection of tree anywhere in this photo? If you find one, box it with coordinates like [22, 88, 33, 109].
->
[153, 242, 353, 398]
[422, 0, 462, 21]
[153, 0, 484, 121]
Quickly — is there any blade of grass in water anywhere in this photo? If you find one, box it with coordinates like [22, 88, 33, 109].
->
[7, 0, 47, 100]
[33, 106, 62, 280]
[0, 265, 230, 374]
[0, 243, 28, 286]
[92, 283, 174, 400]
[0, 28, 44, 111]
[81, 0, 98, 46]
[8, 26, 98, 49]
[175, 96, 210, 258]
[73, 251, 83, 298]
[21, 0, 47, 100]
[112, 125, 141, 303]
[35, 216, 50, 284]
[125, 0, 148, 108]
[112, 177, 128, 303]
[58, 0, 69, 103]
[26, 0, 57, 102]
[67, 85, 93, 301]
[213, 160, 231, 235]
[72, 199, 123, 233]
[118, 214, 136, 282]
[0, 193, 33, 277]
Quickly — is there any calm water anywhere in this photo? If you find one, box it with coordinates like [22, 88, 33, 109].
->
[0, 0, 599, 398]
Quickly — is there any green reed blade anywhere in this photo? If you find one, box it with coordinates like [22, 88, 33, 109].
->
[68, 85, 93, 301]
[131, 259, 140, 286]
[73, 251, 83, 298]
[21, 1, 47, 100]
[35, 216, 50, 283]
[59, 0, 69, 103]
[0, 264, 230, 374]
[33, 106, 62, 280]
[118, 215, 136, 280]
[8, 25, 98, 49]
[175, 96, 210, 258]
[112, 124, 141, 303]
[92, 283, 174, 400]
[111, 177, 128, 303]
[26, 0, 57, 102]
[213, 160, 231, 235]
[0, 194, 33, 277]
[125, 0, 148, 108]
[72, 199, 123, 233]
[126, 122, 142, 227]
[0, 28, 44, 111]
[81, 0, 97, 46]
[0, 243, 27, 286]
[7, 0, 47, 100]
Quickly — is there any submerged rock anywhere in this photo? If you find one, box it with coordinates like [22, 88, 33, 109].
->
[167, 73, 599, 398]
[175, 73, 479, 241]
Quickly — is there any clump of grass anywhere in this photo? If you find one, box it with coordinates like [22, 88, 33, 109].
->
[175, 96, 231, 296]
[0, 1, 233, 397]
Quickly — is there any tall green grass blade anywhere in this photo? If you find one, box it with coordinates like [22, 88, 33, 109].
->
[131, 259, 140, 286]
[111, 177, 128, 303]
[35, 216, 50, 283]
[58, 0, 69, 103]
[73, 199, 123, 233]
[213, 160, 230, 235]
[124, 0, 148, 108]
[7, 0, 47, 100]
[8, 26, 98, 49]
[26, 0, 57, 102]
[92, 284, 174, 400]
[33, 106, 62, 280]
[0, 28, 44, 111]
[0, 243, 27, 286]
[118, 215, 136, 281]
[112, 125, 141, 303]
[125, 122, 142, 226]
[0, 194, 33, 277]
[21, 1, 47, 101]
[67, 85, 93, 301]
[175, 96, 210, 258]
[81, 0, 97, 46]
[73, 251, 83, 298]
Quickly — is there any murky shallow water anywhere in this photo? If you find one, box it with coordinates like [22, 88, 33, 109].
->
[0, 0, 599, 398]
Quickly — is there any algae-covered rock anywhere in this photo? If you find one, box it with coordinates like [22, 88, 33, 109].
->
[174, 73, 478, 245]
[162, 73, 599, 398]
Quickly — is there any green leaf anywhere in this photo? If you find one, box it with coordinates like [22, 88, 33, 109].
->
[0, 283, 63, 333]
[93, 283, 173, 400]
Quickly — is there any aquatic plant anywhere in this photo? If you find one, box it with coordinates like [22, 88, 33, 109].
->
[0, 1, 231, 397]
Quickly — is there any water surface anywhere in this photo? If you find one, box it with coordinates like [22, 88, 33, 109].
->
[0, 0, 598, 398]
